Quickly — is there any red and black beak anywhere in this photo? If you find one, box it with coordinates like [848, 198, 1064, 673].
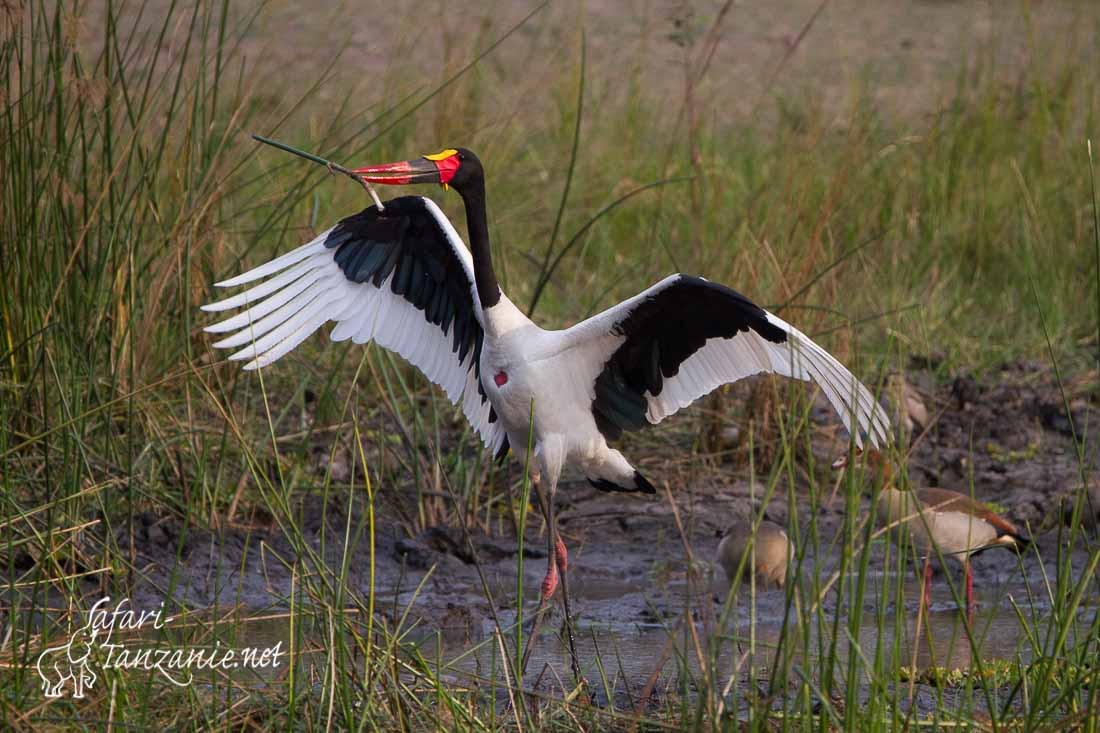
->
[353, 149, 460, 188]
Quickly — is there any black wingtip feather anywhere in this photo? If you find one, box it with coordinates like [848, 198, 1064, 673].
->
[590, 274, 789, 441]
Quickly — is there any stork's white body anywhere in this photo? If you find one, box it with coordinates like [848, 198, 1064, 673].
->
[477, 295, 631, 490]
[205, 194, 889, 498]
[206, 171, 893, 675]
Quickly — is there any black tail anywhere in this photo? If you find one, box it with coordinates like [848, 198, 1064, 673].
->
[588, 470, 656, 494]
[970, 532, 1031, 558]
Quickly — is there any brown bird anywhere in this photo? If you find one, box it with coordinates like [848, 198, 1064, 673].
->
[717, 518, 793, 589]
[833, 450, 1029, 611]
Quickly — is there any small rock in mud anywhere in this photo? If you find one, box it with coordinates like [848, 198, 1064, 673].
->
[909, 351, 946, 371]
[439, 602, 473, 632]
[395, 526, 468, 569]
[887, 373, 929, 435]
[1059, 477, 1100, 530]
[950, 374, 980, 409]
[393, 526, 545, 569]
[311, 442, 352, 482]
[115, 511, 180, 552]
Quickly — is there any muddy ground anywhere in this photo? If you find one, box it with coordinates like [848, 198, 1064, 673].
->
[38, 0, 1100, 715]
[106, 359, 1098, 705]
[63, 1, 1100, 628]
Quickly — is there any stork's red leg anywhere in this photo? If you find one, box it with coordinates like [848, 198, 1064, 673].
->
[555, 534, 568, 574]
[548, 500, 583, 686]
[540, 555, 559, 600]
[521, 479, 556, 676]
[537, 535, 567, 600]
[519, 478, 583, 685]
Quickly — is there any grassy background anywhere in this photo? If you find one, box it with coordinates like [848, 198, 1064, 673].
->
[3, 1, 1100, 729]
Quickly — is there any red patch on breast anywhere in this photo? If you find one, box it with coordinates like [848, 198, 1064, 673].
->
[494, 371, 508, 387]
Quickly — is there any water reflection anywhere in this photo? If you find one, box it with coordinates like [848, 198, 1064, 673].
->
[279, 568, 1041, 692]
[424, 603, 1031, 691]
[176, 577, 1068, 706]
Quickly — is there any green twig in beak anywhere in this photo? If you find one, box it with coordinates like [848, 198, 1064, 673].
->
[251, 134, 385, 212]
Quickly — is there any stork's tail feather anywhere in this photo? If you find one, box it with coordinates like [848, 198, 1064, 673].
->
[634, 471, 656, 494]
[588, 471, 656, 494]
[494, 437, 511, 465]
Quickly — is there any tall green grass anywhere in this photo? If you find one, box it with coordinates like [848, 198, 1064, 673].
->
[2, 1, 1099, 730]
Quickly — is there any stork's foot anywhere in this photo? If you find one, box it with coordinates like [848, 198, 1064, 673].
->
[554, 535, 584, 686]
[520, 596, 549, 677]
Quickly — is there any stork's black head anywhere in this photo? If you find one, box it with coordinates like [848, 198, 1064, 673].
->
[354, 147, 484, 198]
[446, 148, 484, 195]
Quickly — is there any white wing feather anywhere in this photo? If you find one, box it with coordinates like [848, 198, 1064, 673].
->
[565, 275, 890, 448]
[202, 199, 506, 456]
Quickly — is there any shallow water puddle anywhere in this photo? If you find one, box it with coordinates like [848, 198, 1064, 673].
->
[420, 603, 1038, 695]
[166, 569, 1085, 705]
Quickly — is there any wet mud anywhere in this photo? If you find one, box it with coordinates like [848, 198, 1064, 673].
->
[105, 361, 1098, 710]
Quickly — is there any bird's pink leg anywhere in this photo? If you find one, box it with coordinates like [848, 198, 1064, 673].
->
[965, 562, 975, 613]
[922, 558, 933, 610]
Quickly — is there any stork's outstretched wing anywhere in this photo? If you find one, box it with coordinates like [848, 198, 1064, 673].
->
[203, 196, 508, 458]
[565, 274, 890, 448]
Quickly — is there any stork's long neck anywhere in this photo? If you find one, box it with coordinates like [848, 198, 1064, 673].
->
[460, 179, 501, 309]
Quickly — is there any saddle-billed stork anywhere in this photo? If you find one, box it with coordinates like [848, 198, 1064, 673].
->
[204, 147, 890, 678]
[833, 450, 1029, 613]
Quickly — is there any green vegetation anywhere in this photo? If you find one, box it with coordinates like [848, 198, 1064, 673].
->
[2, 1, 1099, 730]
